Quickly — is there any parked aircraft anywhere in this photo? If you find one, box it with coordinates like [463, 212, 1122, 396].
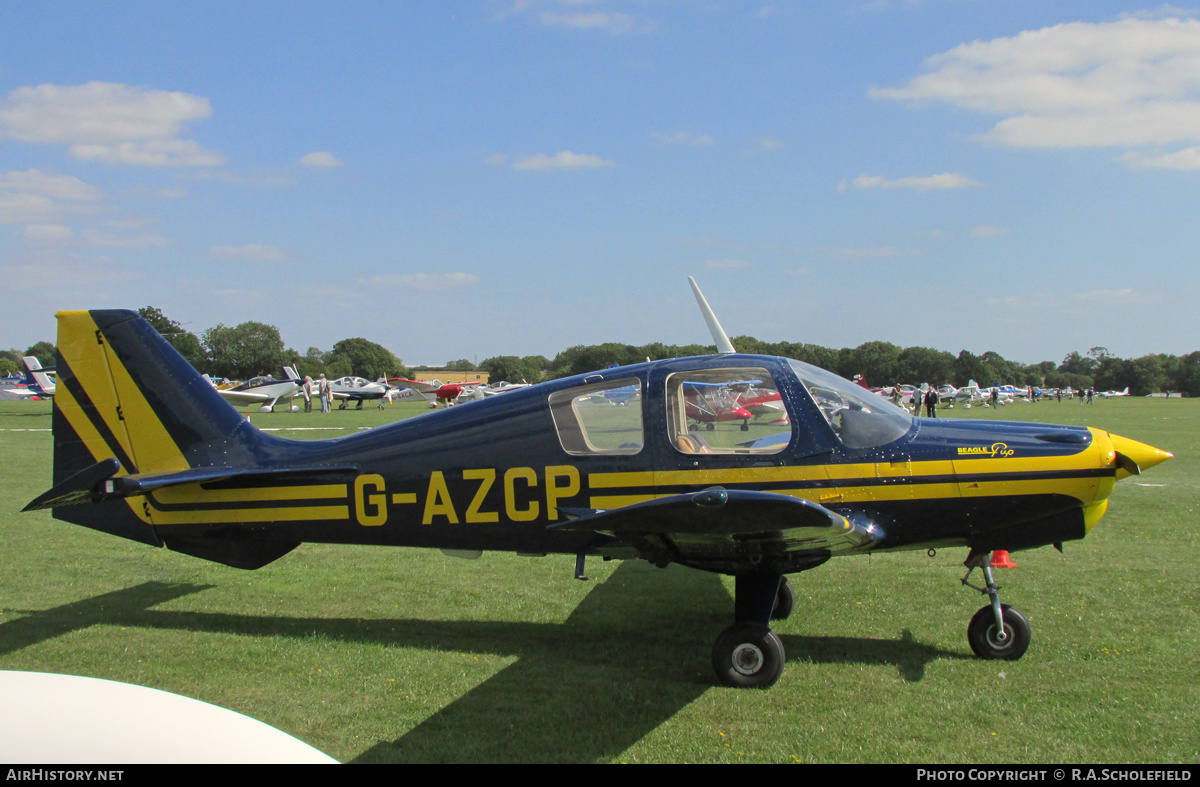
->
[388, 378, 482, 407]
[1098, 388, 1131, 398]
[1, 357, 57, 399]
[328, 376, 389, 409]
[215, 367, 301, 412]
[24, 283, 1172, 688]
[940, 380, 985, 407]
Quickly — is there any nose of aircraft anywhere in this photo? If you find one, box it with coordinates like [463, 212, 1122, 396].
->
[1106, 432, 1174, 480]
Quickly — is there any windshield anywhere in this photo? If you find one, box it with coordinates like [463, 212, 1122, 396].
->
[787, 359, 913, 449]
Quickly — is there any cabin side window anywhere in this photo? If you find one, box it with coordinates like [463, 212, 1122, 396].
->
[548, 377, 644, 455]
[665, 367, 790, 455]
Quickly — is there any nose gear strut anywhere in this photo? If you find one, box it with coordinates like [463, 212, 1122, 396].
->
[961, 550, 1031, 660]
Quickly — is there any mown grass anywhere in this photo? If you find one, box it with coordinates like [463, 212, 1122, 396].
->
[1, 396, 1196, 763]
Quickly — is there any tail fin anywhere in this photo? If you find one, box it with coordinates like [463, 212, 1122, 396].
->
[32, 310, 254, 545]
[22, 356, 56, 395]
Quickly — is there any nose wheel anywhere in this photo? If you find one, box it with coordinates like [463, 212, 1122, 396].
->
[962, 551, 1031, 660]
[967, 603, 1031, 659]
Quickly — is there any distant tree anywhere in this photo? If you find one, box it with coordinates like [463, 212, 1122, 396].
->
[840, 341, 902, 387]
[202, 321, 286, 380]
[1174, 351, 1200, 397]
[292, 346, 327, 380]
[137, 306, 205, 369]
[550, 343, 646, 379]
[897, 346, 957, 386]
[24, 341, 56, 367]
[327, 337, 402, 380]
[1059, 351, 1097, 377]
[0, 356, 18, 377]
[444, 359, 477, 372]
[479, 355, 547, 384]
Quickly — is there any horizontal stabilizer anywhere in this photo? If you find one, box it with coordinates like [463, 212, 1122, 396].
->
[26, 461, 359, 511]
[23, 458, 121, 511]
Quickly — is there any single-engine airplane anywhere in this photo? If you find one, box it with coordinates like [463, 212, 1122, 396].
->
[328, 376, 389, 409]
[215, 367, 301, 413]
[8, 356, 57, 399]
[387, 377, 482, 407]
[24, 279, 1172, 688]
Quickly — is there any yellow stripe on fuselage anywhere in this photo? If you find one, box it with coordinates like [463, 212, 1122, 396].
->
[586, 446, 1104, 510]
[147, 481, 351, 525]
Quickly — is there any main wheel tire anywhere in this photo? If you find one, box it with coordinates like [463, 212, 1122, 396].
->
[712, 623, 785, 688]
[967, 603, 1031, 660]
[771, 577, 795, 621]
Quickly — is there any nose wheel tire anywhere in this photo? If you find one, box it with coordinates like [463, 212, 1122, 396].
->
[713, 623, 785, 688]
[967, 603, 1031, 660]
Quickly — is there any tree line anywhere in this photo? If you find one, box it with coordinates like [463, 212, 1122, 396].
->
[4, 306, 1198, 397]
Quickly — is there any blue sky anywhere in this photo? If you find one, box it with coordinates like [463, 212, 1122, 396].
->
[2, 1, 1198, 367]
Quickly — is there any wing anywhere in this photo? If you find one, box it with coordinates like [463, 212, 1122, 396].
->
[557, 486, 882, 567]
[216, 388, 276, 403]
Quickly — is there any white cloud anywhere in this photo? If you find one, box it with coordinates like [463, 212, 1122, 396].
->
[842, 172, 980, 191]
[361, 272, 481, 290]
[0, 191, 102, 225]
[971, 224, 1011, 238]
[870, 16, 1200, 160]
[986, 288, 1156, 312]
[653, 131, 717, 146]
[0, 81, 223, 167]
[210, 243, 290, 261]
[828, 245, 924, 259]
[299, 151, 343, 167]
[511, 151, 615, 170]
[0, 169, 103, 201]
[751, 136, 785, 152]
[82, 229, 172, 248]
[1119, 145, 1200, 169]
[22, 224, 73, 244]
[70, 138, 223, 167]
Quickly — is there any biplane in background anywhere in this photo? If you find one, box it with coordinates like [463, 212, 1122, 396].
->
[24, 279, 1171, 688]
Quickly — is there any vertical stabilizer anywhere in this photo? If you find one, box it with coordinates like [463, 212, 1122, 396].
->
[688, 277, 736, 354]
[45, 310, 256, 544]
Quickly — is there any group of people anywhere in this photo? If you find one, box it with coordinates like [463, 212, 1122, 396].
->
[889, 386, 942, 417]
[302, 374, 334, 413]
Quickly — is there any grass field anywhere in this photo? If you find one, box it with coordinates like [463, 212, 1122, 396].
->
[1, 396, 1197, 764]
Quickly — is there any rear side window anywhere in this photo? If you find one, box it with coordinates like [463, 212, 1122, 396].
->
[549, 378, 644, 455]
[665, 367, 790, 455]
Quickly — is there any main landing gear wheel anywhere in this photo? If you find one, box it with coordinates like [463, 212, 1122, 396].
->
[712, 623, 785, 689]
[967, 603, 1031, 660]
[771, 577, 795, 621]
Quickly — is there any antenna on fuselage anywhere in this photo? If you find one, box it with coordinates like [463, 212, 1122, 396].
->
[688, 276, 737, 354]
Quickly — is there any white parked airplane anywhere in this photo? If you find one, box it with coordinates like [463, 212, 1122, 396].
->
[0, 357, 56, 400]
[215, 367, 301, 412]
[328, 376, 390, 409]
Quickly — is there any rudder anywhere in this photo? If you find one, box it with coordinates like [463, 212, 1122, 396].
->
[39, 309, 253, 544]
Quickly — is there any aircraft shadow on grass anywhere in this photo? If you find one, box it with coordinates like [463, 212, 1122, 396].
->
[2, 563, 964, 763]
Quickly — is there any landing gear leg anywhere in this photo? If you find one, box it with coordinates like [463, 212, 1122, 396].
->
[962, 551, 1031, 660]
[712, 571, 786, 688]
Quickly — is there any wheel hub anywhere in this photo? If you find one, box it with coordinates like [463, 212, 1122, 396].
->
[732, 643, 765, 675]
[986, 625, 1012, 649]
